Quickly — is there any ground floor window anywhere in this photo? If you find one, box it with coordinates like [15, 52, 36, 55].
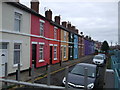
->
[64, 47, 66, 58]
[39, 45, 44, 60]
[54, 46, 57, 60]
[70, 47, 72, 57]
[14, 43, 21, 64]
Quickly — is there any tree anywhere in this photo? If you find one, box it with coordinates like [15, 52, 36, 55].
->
[101, 41, 109, 53]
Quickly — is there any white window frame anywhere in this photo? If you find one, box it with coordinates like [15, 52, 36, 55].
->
[64, 31, 66, 41]
[54, 27, 57, 40]
[14, 12, 22, 32]
[39, 44, 44, 62]
[40, 20, 44, 36]
[70, 46, 72, 57]
[13, 43, 22, 67]
[64, 46, 66, 58]
[54, 46, 57, 60]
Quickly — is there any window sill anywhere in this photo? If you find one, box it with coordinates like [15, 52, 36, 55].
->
[39, 60, 45, 62]
[54, 58, 57, 60]
[13, 64, 22, 68]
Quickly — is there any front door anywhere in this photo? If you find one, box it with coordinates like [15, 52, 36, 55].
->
[0, 49, 8, 77]
[50, 46, 52, 64]
[32, 44, 37, 68]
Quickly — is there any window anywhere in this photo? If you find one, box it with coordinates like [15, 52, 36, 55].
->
[14, 12, 22, 32]
[0, 43, 7, 49]
[71, 33, 73, 39]
[64, 47, 66, 58]
[40, 22, 44, 36]
[54, 46, 57, 59]
[39, 45, 44, 60]
[54, 28, 57, 39]
[14, 43, 21, 64]
[64, 31, 66, 41]
[70, 47, 72, 57]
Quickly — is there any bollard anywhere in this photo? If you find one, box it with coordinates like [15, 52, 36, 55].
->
[84, 67, 88, 90]
[31, 64, 35, 83]
[29, 67, 31, 76]
[4, 63, 8, 89]
[65, 66, 69, 90]
[17, 63, 20, 81]
[47, 65, 50, 86]
[16, 70, 18, 80]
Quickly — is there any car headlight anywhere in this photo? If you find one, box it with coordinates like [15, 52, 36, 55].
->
[87, 83, 94, 89]
[62, 77, 66, 85]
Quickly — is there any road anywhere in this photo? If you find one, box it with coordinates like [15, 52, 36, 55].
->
[34, 56, 106, 89]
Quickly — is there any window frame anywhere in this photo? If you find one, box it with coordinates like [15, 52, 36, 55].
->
[54, 27, 57, 40]
[64, 46, 66, 58]
[13, 43, 21, 66]
[64, 31, 67, 41]
[14, 12, 22, 32]
[39, 44, 44, 62]
[40, 20, 45, 36]
[54, 46, 57, 60]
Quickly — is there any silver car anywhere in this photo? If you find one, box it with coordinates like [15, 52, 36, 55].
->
[62, 63, 99, 89]
[93, 55, 105, 66]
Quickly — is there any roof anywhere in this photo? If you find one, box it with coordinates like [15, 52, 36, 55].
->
[6, 2, 48, 21]
[77, 63, 97, 68]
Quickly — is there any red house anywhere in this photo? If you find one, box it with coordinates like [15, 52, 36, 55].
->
[45, 10, 61, 64]
[30, 1, 49, 68]
[30, 1, 61, 67]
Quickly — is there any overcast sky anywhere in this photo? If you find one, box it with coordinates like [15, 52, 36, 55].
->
[20, 0, 118, 45]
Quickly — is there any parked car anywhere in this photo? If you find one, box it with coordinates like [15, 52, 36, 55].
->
[93, 55, 105, 66]
[62, 63, 99, 89]
[98, 53, 106, 63]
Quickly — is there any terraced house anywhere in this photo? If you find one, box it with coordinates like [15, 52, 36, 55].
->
[0, 2, 31, 76]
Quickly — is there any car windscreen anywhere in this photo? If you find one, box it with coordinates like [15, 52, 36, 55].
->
[71, 65, 96, 78]
[94, 56, 103, 60]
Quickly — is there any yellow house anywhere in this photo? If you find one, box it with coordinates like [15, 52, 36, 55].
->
[60, 29, 69, 61]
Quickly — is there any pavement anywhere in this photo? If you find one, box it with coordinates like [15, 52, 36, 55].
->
[3, 55, 94, 89]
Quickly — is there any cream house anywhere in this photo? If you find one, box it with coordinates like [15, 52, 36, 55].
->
[0, 2, 31, 76]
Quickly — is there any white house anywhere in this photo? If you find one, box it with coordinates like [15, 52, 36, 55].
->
[0, 2, 31, 77]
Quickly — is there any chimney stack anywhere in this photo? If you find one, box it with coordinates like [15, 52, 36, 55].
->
[67, 22, 71, 29]
[54, 16, 60, 25]
[62, 21, 67, 28]
[45, 9, 52, 20]
[31, 0, 39, 13]
[71, 26, 75, 30]
[75, 29, 79, 34]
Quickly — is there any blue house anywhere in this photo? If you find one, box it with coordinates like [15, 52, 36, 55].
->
[74, 34, 78, 59]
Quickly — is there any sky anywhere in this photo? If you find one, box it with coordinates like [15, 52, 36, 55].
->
[20, 0, 119, 46]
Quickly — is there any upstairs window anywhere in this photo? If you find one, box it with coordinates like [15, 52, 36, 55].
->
[54, 27, 57, 39]
[64, 31, 66, 41]
[40, 21, 44, 36]
[14, 12, 22, 32]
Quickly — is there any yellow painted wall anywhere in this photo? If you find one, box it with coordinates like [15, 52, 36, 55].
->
[61, 29, 69, 61]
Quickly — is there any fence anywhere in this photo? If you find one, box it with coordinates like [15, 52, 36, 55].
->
[109, 50, 120, 89]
